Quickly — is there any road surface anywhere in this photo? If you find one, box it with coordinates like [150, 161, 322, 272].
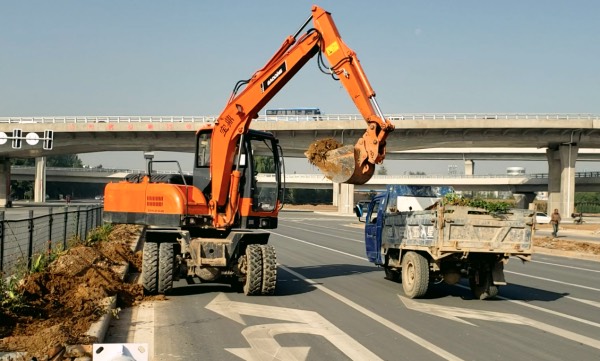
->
[106, 211, 600, 361]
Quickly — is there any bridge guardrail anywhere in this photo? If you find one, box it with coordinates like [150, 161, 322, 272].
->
[1, 113, 598, 124]
[0, 205, 103, 277]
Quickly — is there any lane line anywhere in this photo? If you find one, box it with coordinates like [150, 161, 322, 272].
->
[280, 264, 464, 361]
[531, 260, 600, 273]
[271, 231, 600, 329]
[506, 270, 600, 292]
[278, 223, 362, 243]
[454, 284, 600, 329]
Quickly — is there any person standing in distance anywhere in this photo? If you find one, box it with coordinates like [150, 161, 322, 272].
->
[550, 208, 561, 237]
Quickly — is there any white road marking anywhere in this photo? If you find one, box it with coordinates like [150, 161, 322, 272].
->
[273, 232, 600, 330]
[455, 283, 600, 328]
[531, 260, 600, 273]
[280, 265, 464, 361]
[271, 231, 366, 260]
[205, 293, 382, 361]
[506, 270, 600, 291]
[279, 223, 363, 243]
[565, 296, 600, 309]
[400, 296, 600, 350]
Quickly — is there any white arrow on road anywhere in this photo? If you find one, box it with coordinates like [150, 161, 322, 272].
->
[400, 295, 600, 351]
[206, 293, 382, 361]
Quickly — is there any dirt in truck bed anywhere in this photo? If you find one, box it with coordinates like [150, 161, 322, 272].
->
[0, 218, 598, 359]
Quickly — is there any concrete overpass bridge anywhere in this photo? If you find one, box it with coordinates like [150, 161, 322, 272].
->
[9, 166, 600, 213]
[2, 113, 600, 215]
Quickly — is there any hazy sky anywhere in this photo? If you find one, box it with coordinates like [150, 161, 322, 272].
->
[2, 1, 599, 174]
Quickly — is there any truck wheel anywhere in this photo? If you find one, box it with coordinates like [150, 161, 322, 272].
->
[469, 272, 498, 300]
[142, 242, 159, 295]
[244, 245, 263, 296]
[261, 245, 277, 295]
[401, 251, 429, 298]
[384, 266, 401, 282]
[158, 242, 175, 294]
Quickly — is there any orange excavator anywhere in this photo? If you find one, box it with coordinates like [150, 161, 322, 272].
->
[103, 5, 394, 295]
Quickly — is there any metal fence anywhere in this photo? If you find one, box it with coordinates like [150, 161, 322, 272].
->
[0, 205, 103, 276]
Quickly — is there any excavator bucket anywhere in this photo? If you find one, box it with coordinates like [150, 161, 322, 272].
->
[305, 138, 374, 185]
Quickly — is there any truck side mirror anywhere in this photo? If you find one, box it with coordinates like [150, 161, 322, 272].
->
[354, 204, 364, 222]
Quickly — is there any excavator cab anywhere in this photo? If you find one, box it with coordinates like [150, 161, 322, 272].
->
[193, 127, 282, 230]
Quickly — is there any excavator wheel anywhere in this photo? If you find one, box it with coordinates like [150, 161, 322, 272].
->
[243, 245, 263, 296]
[158, 242, 175, 295]
[142, 242, 159, 295]
[260, 245, 277, 295]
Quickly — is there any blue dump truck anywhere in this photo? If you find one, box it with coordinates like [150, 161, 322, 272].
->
[355, 185, 534, 299]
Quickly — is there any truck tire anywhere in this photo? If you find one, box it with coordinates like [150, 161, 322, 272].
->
[469, 272, 498, 300]
[401, 251, 429, 298]
[142, 242, 159, 295]
[384, 266, 401, 282]
[244, 245, 263, 296]
[260, 245, 277, 295]
[158, 242, 175, 294]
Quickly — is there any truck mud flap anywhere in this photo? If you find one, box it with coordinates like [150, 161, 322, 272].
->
[492, 261, 506, 286]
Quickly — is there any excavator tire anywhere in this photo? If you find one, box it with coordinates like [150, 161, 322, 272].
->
[260, 245, 277, 295]
[158, 242, 175, 294]
[142, 242, 159, 295]
[401, 251, 429, 298]
[244, 245, 263, 296]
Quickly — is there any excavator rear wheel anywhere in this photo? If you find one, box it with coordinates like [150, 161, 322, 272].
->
[142, 242, 159, 295]
[158, 242, 175, 295]
[243, 245, 263, 296]
[260, 245, 277, 295]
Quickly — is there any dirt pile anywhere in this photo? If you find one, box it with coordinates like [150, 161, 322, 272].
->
[305, 138, 343, 167]
[0, 224, 143, 359]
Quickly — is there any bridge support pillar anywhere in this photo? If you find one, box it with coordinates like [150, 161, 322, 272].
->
[0, 158, 11, 208]
[513, 193, 536, 209]
[337, 183, 355, 215]
[464, 159, 475, 176]
[332, 182, 339, 206]
[34, 157, 47, 203]
[546, 144, 578, 217]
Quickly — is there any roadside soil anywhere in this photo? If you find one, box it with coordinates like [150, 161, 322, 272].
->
[0, 210, 598, 359]
[0, 224, 144, 360]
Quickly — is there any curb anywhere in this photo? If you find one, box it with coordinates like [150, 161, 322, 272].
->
[86, 228, 145, 343]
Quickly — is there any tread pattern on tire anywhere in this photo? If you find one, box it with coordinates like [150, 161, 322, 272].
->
[244, 245, 263, 296]
[142, 242, 159, 295]
[260, 245, 277, 295]
[158, 242, 175, 295]
[401, 251, 429, 298]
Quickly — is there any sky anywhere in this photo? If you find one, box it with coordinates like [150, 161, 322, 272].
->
[2, 1, 599, 174]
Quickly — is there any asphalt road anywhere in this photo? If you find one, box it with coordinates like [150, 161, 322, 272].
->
[106, 211, 600, 361]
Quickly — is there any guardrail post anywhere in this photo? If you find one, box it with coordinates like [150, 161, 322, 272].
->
[83, 206, 89, 239]
[75, 206, 81, 240]
[63, 206, 68, 249]
[47, 208, 53, 254]
[0, 211, 4, 273]
[27, 210, 34, 271]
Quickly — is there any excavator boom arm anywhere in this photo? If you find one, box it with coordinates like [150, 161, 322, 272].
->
[210, 5, 393, 227]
